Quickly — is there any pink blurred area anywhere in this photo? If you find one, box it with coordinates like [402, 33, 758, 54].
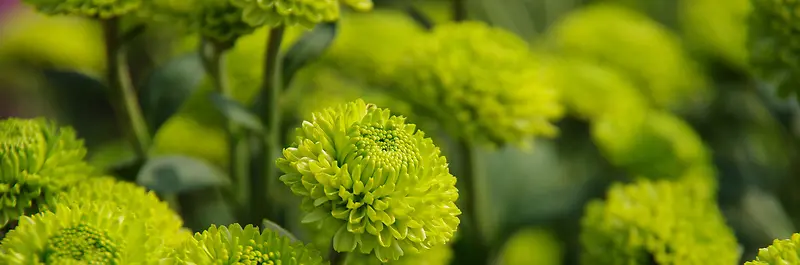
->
[0, 0, 19, 19]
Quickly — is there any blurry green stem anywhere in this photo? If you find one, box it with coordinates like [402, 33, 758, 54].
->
[452, 140, 490, 265]
[251, 25, 286, 225]
[454, 0, 467, 21]
[328, 245, 345, 265]
[102, 18, 151, 159]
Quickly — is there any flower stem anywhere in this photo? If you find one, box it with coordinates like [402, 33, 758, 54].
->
[451, 140, 490, 265]
[453, 0, 467, 21]
[102, 17, 151, 159]
[250, 25, 286, 226]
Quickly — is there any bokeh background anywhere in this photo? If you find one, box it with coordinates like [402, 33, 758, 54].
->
[1, 0, 796, 264]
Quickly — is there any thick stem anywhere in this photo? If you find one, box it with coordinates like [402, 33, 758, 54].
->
[450, 140, 490, 265]
[453, 0, 467, 21]
[102, 18, 151, 159]
[250, 26, 286, 225]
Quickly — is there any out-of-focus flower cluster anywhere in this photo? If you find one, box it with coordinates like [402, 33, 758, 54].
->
[747, 0, 800, 101]
[745, 233, 800, 265]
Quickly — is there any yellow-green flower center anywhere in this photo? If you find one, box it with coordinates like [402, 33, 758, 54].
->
[350, 123, 420, 173]
[233, 240, 282, 265]
[43, 223, 121, 265]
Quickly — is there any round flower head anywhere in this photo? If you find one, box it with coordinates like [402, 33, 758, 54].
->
[580, 179, 739, 265]
[230, 0, 373, 28]
[748, 0, 800, 102]
[165, 223, 327, 264]
[547, 3, 709, 110]
[392, 21, 563, 147]
[44, 177, 191, 247]
[22, 0, 140, 18]
[745, 233, 800, 264]
[0, 118, 93, 228]
[0, 202, 169, 264]
[276, 99, 461, 262]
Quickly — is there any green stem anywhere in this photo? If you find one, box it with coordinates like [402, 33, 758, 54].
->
[450, 140, 490, 265]
[453, 0, 467, 21]
[251, 25, 286, 225]
[328, 247, 346, 265]
[102, 18, 151, 159]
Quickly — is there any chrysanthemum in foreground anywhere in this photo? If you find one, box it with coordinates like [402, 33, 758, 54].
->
[277, 99, 461, 262]
[0, 118, 93, 228]
[45, 177, 190, 247]
[580, 179, 738, 265]
[745, 233, 800, 264]
[0, 202, 169, 264]
[165, 224, 327, 264]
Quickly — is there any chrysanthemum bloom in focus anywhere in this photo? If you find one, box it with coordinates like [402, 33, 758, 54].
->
[0, 118, 93, 228]
[745, 233, 800, 264]
[45, 177, 191, 247]
[277, 99, 460, 262]
[393, 21, 563, 147]
[22, 0, 140, 18]
[748, 0, 800, 102]
[165, 224, 327, 264]
[231, 0, 373, 28]
[580, 179, 739, 265]
[0, 202, 171, 264]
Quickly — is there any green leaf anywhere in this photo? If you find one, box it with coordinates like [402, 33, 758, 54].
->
[262, 219, 299, 243]
[136, 155, 230, 194]
[139, 53, 205, 134]
[209, 92, 265, 133]
[281, 21, 338, 88]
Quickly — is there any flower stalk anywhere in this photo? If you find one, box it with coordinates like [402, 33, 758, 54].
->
[102, 17, 151, 159]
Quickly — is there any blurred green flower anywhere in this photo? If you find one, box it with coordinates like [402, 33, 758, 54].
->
[45, 177, 191, 248]
[277, 99, 460, 262]
[0, 118, 93, 228]
[140, 0, 256, 44]
[747, 0, 800, 101]
[0, 202, 167, 264]
[679, 0, 751, 69]
[497, 228, 562, 265]
[22, 0, 140, 18]
[393, 21, 564, 147]
[580, 179, 739, 265]
[230, 0, 372, 28]
[547, 3, 709, 110]
[165, 223, 327, 264]
[745, 233, 800, 264]
[343, 244, 452, 265]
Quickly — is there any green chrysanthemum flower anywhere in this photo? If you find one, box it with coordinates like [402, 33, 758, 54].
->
[0, 202, 168, 264]
[22, 0, 140, 18]
[580, 179, 739, 265]
[679, 0, 751, 68]
[747, 0, 800, 101]
[277, 99, 461, 262]
[45, 177, 191, 247]
[0, 118, 93, 228]
[231, 0, 373, 28]
[165, 223, 327, 264]
[547, 3, 709, 110]
[343, 244, 452, 265]
[745, 233, 800, 264]
[391, 21, 563, 147]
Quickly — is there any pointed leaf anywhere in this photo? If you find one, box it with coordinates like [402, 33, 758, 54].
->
[208, 92, 265, 133]
[262, 218, 299, 243]
[139, 53, 204, 134]
[137, 155, 230, 194]
[282, 21, 338, 88]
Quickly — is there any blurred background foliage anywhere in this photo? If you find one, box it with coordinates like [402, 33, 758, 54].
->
[1, 0, 799, 264]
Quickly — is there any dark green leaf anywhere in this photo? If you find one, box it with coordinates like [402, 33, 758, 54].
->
[178, 187, 236, 232]
[137, 155, 230, 194]
[262, 219, 299, 243]
[139, 53, 205, 134]
[209, 92, 265, 133]
[282, 21, 338, 88]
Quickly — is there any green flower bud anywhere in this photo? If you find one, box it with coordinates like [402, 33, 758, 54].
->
[0, 202, 173, 264]
[747, 0, 800, 101]
[580, 179, 739, 265]
[394, 21, 564, 147]
[277, 99, 461, 262]
[745, 233, 800, 264]
[165, 223, 327, 264]
[0, 118, 93, 228]
[230, 0, 373, 28]
[547, 3, 709, 110]
[22, 0, 140, 18]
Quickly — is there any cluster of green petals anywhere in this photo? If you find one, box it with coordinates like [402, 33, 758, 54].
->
[580, 179, 739, 265]
[139, 0, 256, 44]
[22, 0, 140, 18]
[747, 0, 800, 102]
[45, 177, 191, 248]
[342, 244, 452, 265]
[0, 118, 93, 228]
[231, 0, 373, 28]
[0, 202, 162, 264]
[393, 21, 564, 147]
[165, 223, 327, 265]
[745, 233, 800, 265]
[277, 99, 461, 262]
